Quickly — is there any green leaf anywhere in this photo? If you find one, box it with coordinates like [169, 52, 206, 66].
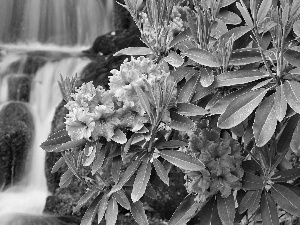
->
[293, 19, 300, 37]
[274, 84, 287, 122]
[169, 194, 200, 225]
[132, 157, 152, 202]
[291, 119, 300, 154]
[209, 86, 251, 115]
[217, 193, 235, 225]
[253, 94, 277, 147]
[183, 48, 221, 67]
[170, 111, 195, 132]
[153, 158, 169, 185]
[51, 157, 65, 173]
[134, 85, 153, 122]
[83, 144, 97, 167]
[215, 70, 268, 87]
[177, 103, 208, 116]
[111, 129, 127, 144]
[220, 0, 237, 8]
[81, 194, 103, 225]
[97, 194, 109, 224]
[238, 189, 262, 215]
[105, 197, 118, 225]
[219, 26, 251, 43]
[197, 196, 220, 225]
[284, 80, 300, 114]
[199, 68, 214, 87]
[164, 51, 184, 68]
[63, 153, 81, 180]
[243, 172, 264, 190]
[271, 184, 300, 216]
[111, 156, 122, 184]
[261, 191, 279, 225]
[113, 47, 153, 56]
[158, 150, 204, 171]
[130, 200, 149, 225]
[218, 89, 267, 129]
[113, 190, 130, 210]
[236, 1, 253, 28]
[191, 83, 215, 102]
[217, 10, 241, 25]
[284, 50, 300, 67]
[169, 28, 191, 48]
[277, 114, 300, 153]
[156, 140, 188, 149]
[272, 168, 300, 182]
[178, 71, 200, 103]
[59, 169, 73, 188]
[74, 189, 98, 213]
[91, 143, 105, 175]
[257, 0, 272, 25]
[40, 128, 87, 152]
[229, 48, 262, 65]
[171, 67, 195, 83]
[108, 154, 143, 195]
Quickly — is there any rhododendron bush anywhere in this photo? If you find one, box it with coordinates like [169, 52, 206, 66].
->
[41, 0, 300, 224]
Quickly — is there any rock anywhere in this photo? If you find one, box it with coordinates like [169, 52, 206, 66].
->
[0, 102, 34, 187]
[8, 55, 47, 76]
[7, 74, 31, 102]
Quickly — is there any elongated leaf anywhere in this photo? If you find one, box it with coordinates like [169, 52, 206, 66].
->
[113, 190, 130, 210]
[199, 68, 214, 87]
[191, 83, 215, 102]
[183, 48, 221, 67]
[277, 114, 300, 153]
[171, 67, 195, 83]
[238, 189, 261, 215]
[177, 103, 208, 116]
[253, 94, 277, 147]
[145, 183, 156, 199]
[51, 157, 66, 173]
[291, 119, 300, 154]
[271, 184, 300, 216]
[220, 0, 237, 7]
[257, 0, 272, 25]
[293, 19, 300, 37]
[153, 158, 169, 185]
[164, 51, 184, 68]
[229, 48, 262, 66]
[169, 28, 191, 48]
[63, 153, 81, 180]
[178, 71, 200, 103]
[198, 196, 217, 225]
[132, 158, 152, 202]
[41, 135, 86, 152]
[170, 111, 195, 132]
[274, 84, 287, 122]
[105, 197, 118, 225]
[108, 155, 143, 195]
[113, 47, 153, 56]
[74, 189, 98, 213]
[111, 129, 127, 144]
[251, 78, 272, 91]
[134, 85, 153, 122]
[209, 86, 251, 115]
[130, 200, 149, 225]
[98, 194, 109, 224]
[91, 143, 105, 175]
[81, 194, 103, 225]
[215, 70, 268, 87]
[156, 140, 188, 149]
[83, 145, 96, 167]
[217, 193, 235, 225]
[217, 10, 241, 25]
[159, 150, 204, 171]
[284, 80, 300, 114]
[272, 168, 300, 182]
[169, 194, 200, 225]
[261, 191, 279, 225]
[236, 2, 253, 28]
[284, 49, 300, 67]
[218, 89, 267, 129]
[219, 26, 251, 43]
[243, 172, 264, 190]
[111, 156, 122, 183]
[59, 169, 73, 188]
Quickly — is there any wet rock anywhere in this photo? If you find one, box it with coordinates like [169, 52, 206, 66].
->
[8, 55, 47, 76]
[7, 74, 31, 102]
[0, 102, 34, 187]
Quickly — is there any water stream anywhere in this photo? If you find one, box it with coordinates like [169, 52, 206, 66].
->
[0, 0, 112, 224]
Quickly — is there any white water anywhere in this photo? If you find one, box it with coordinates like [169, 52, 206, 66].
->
[0, 55, 90, 223]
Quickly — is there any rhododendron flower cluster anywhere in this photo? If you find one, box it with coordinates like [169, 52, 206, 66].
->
[65, 56, 171, 143]
[184, 127, 244, 202]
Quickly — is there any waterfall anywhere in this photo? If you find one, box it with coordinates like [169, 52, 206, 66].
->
[0, 0, 113, 224]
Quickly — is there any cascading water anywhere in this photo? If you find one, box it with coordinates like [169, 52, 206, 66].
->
[0, 0, 113, 224]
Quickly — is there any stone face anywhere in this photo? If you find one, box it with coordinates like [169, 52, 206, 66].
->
[8, 74, 31, 102]
[0, 102, 34, 187]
